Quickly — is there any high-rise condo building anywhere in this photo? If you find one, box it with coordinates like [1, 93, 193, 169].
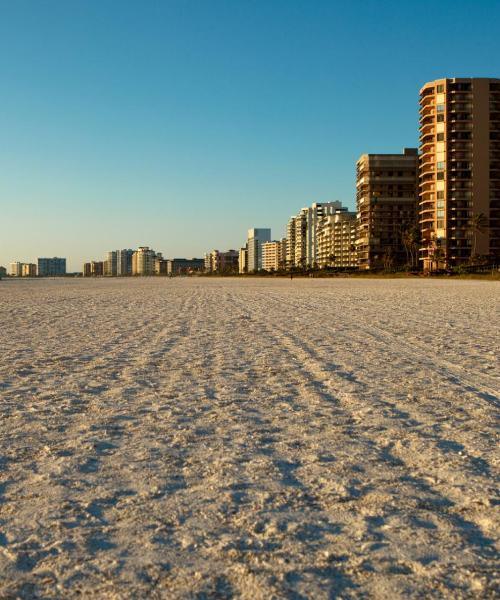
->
[419, 78, 500, 268]
[356, 149, 419, 269]
[132, 247, 160, 275]
[286, 202, 343, 268]
[261, 239, 286, 272]
[38, 257, 66, 277]
[303, 202, 343, 267]
[104, 251, 118, 276]
[246, 228, 271, 272]
[317, 209, 358, 269]
[117, 249, 134, 276]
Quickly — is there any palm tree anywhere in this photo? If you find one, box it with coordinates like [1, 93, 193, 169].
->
[468, 213, 489, 262]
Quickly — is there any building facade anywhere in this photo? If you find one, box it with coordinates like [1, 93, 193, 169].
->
[419, 77, 500, 268]
[132, 247, 160, 275]
[22, 263, 37, 277]
[166, 258, 204, 275]
[9, 262, 23, 277]
[83, 261, 104, 277]
[204, 250, 239, 273]
[103, 251, 118, 276]
[38, 257, 66, 276]
[117, 249, 134, 276]
[246, 228, 272, 272]
[317, 209, 358, 268]
[356, 149, 419, 269]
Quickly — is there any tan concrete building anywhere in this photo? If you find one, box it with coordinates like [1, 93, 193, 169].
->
[317, 209, 358, 269]
[356, 149, 419, 269]
[261, 239, 286, 271]
[419, 78, 500, 268]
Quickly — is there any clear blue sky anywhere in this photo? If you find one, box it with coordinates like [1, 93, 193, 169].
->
[1, 0, 499, 271]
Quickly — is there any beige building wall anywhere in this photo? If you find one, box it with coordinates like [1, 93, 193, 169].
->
[261, 241, 280, 271]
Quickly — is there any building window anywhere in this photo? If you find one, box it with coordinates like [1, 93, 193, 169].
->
[436, 220, 445, 228]
[437, 84, 445, 93]
[437, 104, 445, 112]
[437, 162, 445, 170]
[437, 210, 445, 217]
[437, 172, 444, 180]
[437, 200, 444, 208]
[437, 191, 445, 199]
[437, 133, 445, 141]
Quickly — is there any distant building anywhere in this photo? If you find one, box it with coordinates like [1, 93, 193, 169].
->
[9, 262, 23, 277]
[38, 257, 66, 277]
[155, 258, 169, 275]
[246, 228, 271, 272]
[356, 149, 419, 269]
[132, 247, 160, 275]
[117, 249, 134, 276]
[204, 250, 239, 273]
[167, 258, 204, 275]
[22, 263, 37, 277]
[104, 251, 118, 276]
[238, 246, 248, 274]
[286, 217, 297, 268]
[83, 261, 104, 277]
[262, 239, 287, 271]
[317, 209, 358, 269]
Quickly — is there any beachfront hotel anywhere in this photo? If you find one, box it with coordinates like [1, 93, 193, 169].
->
[356, 149, 419, 269]
[419, 77, 500, 268]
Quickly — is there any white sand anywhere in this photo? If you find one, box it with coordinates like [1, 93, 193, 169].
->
[0, 277, 498, 599]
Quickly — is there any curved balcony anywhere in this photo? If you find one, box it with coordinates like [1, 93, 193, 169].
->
[419, 124, 435, 139]
[420, 103, 435, 118]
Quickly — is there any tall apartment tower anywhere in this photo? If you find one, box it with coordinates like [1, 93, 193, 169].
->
[117, 249, 134, 276]
[419, 78, 500, 268]
[304, 201, 343, 267]
[104, 251, 118, 276]
[316, 208, 358, 269]
[132, 247, 159, 275]
[246, 228, 271, 272]
[356, 149, 419, 269]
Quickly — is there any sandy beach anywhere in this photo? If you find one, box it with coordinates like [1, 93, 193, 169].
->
[0, 277, 498, 598]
